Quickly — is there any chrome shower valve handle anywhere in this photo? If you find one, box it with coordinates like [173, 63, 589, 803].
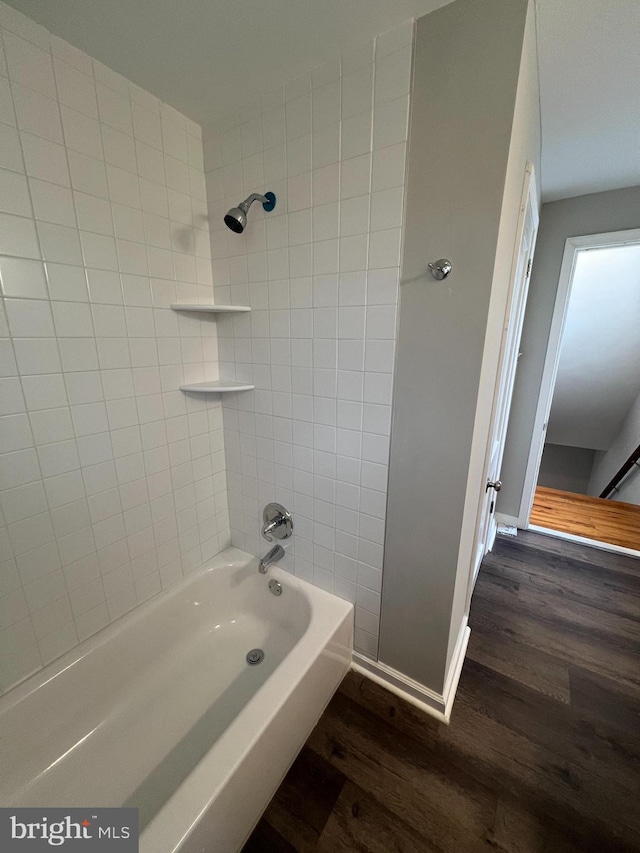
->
[261, 503, 293, 542]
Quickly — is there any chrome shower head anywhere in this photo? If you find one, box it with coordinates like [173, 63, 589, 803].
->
[224, 191, 276, 234]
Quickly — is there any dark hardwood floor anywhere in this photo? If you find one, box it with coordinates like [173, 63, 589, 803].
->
[243, 530, 640, 852]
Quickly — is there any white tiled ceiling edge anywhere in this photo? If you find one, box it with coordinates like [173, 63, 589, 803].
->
[202, 20, 413, 658]
[0, 0, 231, 693]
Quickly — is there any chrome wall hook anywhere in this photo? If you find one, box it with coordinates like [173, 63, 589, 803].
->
[428, 259, 452, 280]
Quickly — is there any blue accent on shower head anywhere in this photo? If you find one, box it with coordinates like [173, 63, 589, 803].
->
[262, 191, 276, 212]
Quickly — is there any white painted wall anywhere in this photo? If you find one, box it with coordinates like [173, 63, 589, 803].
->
[0, 1, 230, 694]
[537, 0, 640, 201]
[498, 186, 640, 520]
[537, 443, 596, 493]
[201, 21, 414, 658]
[379, 0, 539, 697]
[546, 244, 640, 450]
[587, 390, 640, 503]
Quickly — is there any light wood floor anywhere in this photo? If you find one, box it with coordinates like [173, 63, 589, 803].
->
[530, 486, 640, 551]
[243, 531, 640, 852]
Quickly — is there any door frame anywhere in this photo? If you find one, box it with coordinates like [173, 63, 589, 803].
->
[518, 226, 640, 527]
[466, 162, 539, 606]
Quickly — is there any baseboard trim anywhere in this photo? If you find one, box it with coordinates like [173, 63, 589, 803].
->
[495, 512, 519, 527]
[351, 620, 471, 725]
[528, 525, 640, 559]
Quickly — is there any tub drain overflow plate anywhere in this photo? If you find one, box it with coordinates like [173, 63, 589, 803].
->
[246, 648, 264, 665]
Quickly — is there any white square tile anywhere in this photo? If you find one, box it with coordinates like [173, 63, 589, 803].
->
[373, 94, 410, 150]
[52, 301, 94, 337]
[21, 372, 68, 411]
[0, 212, 39, 258]
[370, 186, 404, 231]
[0, 122, 23, 172]
[46, 262, 88, 302]
[342, 67, 373, 119]
[287, 134, 311, 178]
[107, 164, 141, 208]
[13, 337, 61, 374]
[338, 339, 364, 371]
[68, 149, 108, 197]
[0, 376, 25, 415]
[364, 372, 393, 405]
[368, 227, 401, 269]
[365, 304, 397, 339]
[65, 370, 103, 404]
[286, 93, 311, 140]
[340, 234, 368, 273]
[29, 178, 76, 227]
[0, 257, 47, 298]
[44, 471, 84, 509]
[5, 298, 54, 336]
[312, 122, 340, 170]
[132, 103, 162, 150]
[53, 57, 98, 118]
[37, 221, 83, 265]
[50, 35, 92, 76]
[58, 337, 98, 373]
[0, 167, 31, 216]
[313, 203, 339, 242]
[161, 113, 188, 162]
[340, 194, 369, 237]
[362, 402, 391, 435]
[12, 81, 63, 143]
[102, 124, 137, 173]
[0, 447, 41, 489]
[376, 20, 414, 60]
[365, 339, 395, 372]
[61, 105, 103, 159]
[0, 412, 33, 451]
[338, 271, 367, 307]
[342, 40, 374, 75]
[312, 81, 340, 131]
[96, 83, 132, 135]
[372, 142, 406, 191]
[74, 192, 112, 236]
[36, 438, 80, 477]
[340, 153, 371, 200]
[3, 31, 56, 100]
[21, 132, 70, 186]
[0, 4, 50, 49]
[374, 46, 412, 104]
[0, 480, 48, 524]
[80, 231, 118, 271]
[343, 108, 373, 162]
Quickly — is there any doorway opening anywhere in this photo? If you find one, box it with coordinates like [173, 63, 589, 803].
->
[520, 229, 640, 555]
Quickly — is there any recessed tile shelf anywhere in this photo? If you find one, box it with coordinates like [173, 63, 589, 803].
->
[170, 304, 251, 313]
[179, 380, 255, 393]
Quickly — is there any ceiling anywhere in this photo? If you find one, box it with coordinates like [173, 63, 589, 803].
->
[4, 0, 638, 198]
[536, 0, 640, 201]
[547, 244, 640, 451]
[2, 0, 450, 126]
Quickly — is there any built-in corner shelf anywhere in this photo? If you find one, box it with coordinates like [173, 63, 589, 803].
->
[170, 304, 251, 313]
[179, 380, 254, 394]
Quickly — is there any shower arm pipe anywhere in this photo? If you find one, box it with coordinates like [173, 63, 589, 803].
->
[239, 193, 268, 211]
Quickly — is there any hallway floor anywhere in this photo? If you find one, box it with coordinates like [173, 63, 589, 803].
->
[530, 485, 640, 551]
[243, 531, 640, 852]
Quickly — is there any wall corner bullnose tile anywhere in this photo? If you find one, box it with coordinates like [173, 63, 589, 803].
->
[0, 0, 229, 694]
[202, 18, 414, 658]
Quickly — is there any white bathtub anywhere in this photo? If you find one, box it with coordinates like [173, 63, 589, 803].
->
[0, 547, 353, 852]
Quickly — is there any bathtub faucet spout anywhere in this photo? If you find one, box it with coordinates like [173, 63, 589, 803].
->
[259, 544, 284, 574]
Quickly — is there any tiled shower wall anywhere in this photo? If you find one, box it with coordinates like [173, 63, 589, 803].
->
[203, 21, 413, 656]
[0, 2, 230, 692]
